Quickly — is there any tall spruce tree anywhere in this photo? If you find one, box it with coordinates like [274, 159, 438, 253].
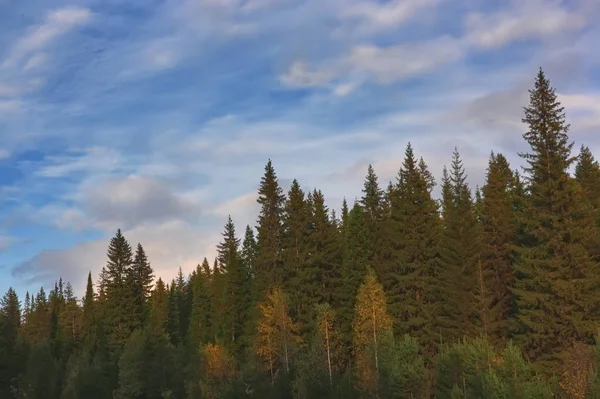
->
[217, 216, 250, 353]
[99, 229, 135, 353]
[512, 69, 600, 369]
[339, 202, 371, 350]
[255, 160, 286, 300]
[188, 260, 212, 346]
[281, 179, 312, 333]
[479, 152, 517, 345]
[437, 150, 482, 343]
[0, 288, 22, 397]
[241, 225, 258, 280]
[384, 144, 441, 351]
[129, 243, 154, 328]
[360, 164, 385, 272]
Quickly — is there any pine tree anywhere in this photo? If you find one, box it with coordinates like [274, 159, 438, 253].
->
[352, 268, 393, 397]
[479, 152, 517, 345]
[255, 160, 286, 300]
[437, 149, 482, 343]
[384, 144, 441, 352]
[512, 69, 600, 369]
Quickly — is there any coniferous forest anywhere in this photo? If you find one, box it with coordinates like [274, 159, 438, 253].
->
[2, 70, 600, 398]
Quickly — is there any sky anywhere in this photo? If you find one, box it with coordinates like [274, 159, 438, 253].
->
[1, 0, 599, 297]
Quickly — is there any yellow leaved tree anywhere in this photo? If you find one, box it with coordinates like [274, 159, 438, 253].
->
[255, 287, 301, 385]
[352, 268, 393, 398]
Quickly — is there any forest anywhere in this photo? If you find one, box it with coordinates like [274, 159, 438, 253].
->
[1, 69, 600, 398]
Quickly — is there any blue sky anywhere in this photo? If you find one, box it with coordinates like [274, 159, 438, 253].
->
[1, 0, 599, 297]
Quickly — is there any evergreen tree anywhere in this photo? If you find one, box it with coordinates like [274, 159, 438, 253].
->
[217, 216, 250, 353]
[479, 152, 517, 345]
[383, 144, 441, 352]
[0, 288, 22, 397]
[339, 202, 371, 350]
[254, 159, 286, 300]
[188, 260, 212, 346]
[360, 164, 385, 270]
[167, 281, 181, 346]
[99, 229, 135, 353]
[281, 179, 312, 333]
[241, 225, 258, 280]
[129, 243, 154, 328]
[437, 149, 482, 343]
[81, 272, 97, 343]
[150, 278, 168, 332]
[512, 69, 600, 369]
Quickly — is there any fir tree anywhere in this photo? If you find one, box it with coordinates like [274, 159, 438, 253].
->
[167, 281, 181, 346]
[81, 272, 96, 343]
[512, 69, 600, 369]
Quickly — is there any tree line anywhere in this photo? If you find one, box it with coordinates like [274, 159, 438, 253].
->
[1, 69, 600, 398]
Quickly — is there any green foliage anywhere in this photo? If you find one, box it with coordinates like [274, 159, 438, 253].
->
[512, 69, 600, 369]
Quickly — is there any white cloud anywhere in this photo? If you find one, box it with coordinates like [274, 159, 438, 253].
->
[464, 0, 586, 50]
[3, 7, 91, 68]
[0, 149, 10, 160]
[340, 0, 443, 34]
[348, 36, 464, 83]
[279, 61, 335, 88]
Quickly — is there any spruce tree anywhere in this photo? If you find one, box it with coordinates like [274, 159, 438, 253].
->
[167, 282, 181, 346]
[217, 216, 250, 353]
[254, 160, 285, 300]
[81, 272, 96, 343]
[241, 225, 258, 280]
[129, 243, 154, 328]
[150, 278, 168, 332]
[99, 229, 135, 353]
[479, 152, 517, 345]
[188, 261, 212, 346]
[0, 288, 22, 397]
[437, 149, 482, 343]
[360, 164, 385, 271]
[384, 144, 441, 351]
[281, 179, 312, 332]
[339, 202, 371, 351]
[512, 69, 599, 369]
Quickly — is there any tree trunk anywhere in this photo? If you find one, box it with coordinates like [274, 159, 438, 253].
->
[325, 319, 333, 388]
